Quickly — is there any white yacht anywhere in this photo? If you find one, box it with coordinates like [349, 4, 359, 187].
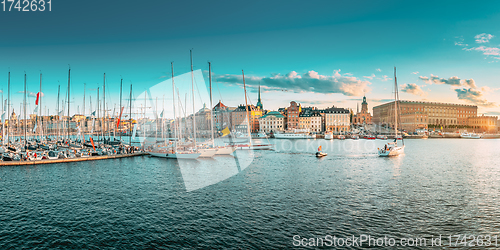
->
[275, 129, 316, 139]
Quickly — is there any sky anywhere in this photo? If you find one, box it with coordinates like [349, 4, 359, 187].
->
[1, 0, 500, 119]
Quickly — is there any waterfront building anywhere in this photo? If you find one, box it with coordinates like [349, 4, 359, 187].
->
[373, 100, 477, 132]
[286, 101, 301, 130]
[352, 95, 372, 125]
[259, 111, 285, 133]
[310, 112, 322, 133]
[401, 112, 428, 132]
[467, 115, 499, 133]
[323, 106, 350, 133]
[298, 112, 311, 131]
[213, 101, 235, 132]
[231, 105, 262, 133]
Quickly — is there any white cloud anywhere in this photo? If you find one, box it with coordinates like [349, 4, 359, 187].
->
[377, 75, 391, 81]
[363, 74, 376, 80]
[411, 71, 419, 75]
[455, 88, 495, 107]
[474, 33, 494, 43]
[400, 83, 427, 96]
[214, 70, 371, 97]
[375, 68, 382, 72]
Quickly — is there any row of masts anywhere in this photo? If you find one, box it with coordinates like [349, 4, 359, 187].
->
[1, 68, 139, 147]
[3, 50, 236, 150]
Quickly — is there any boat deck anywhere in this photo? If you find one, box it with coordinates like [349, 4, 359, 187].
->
[0, 153, 147, 166]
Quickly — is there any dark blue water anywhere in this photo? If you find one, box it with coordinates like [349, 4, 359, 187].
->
[1, 139, 500, 249]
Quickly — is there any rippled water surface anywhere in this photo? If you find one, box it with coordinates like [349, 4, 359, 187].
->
[1, 139, 500, 249]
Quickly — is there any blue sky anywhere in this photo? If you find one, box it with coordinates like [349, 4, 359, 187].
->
[2, 0, 500, 118]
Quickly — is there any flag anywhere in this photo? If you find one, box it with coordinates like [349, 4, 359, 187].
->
[35, 92, 40, 105]
[221, 127, 230, 137]
[318, 145, 322, 152]
[160, 110, 164, 118]
[116, 107, 124, 128]
[58, 110, 64, 120]
[91, 110, 96, 116]
[131, 123, 137, 140]
[90, 137, 96, 151]
[33, 123, 37, 133]
[440, 126, 443, 131]
[33, 106, 38, 113]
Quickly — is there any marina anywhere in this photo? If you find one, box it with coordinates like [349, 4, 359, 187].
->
[3, 1, 500, 249]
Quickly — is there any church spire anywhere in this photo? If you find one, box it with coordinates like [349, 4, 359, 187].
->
[256, 82, 263, 110]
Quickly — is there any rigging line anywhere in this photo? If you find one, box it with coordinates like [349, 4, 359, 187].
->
[211, 63, 224, 104]
[192, 72, 205, 108]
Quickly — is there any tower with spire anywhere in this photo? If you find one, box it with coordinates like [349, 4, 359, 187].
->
[361, 94, 368, 113]
[256, 83, 263, 110]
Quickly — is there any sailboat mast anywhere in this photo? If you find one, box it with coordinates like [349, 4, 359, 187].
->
[208, 62, 214, 147]
[119, 78, 122, 141]
[24, 73, 27, 147]
[190, 49, 197, 146]
[155, 97, 158, 141]
[129, 84, 132, 146]
[67, 67, 71, 140]
[97, 87, 100, 141]
[7, 71, 10, 145]
[242, 70, 252, 146]
[56, 85, 60, 140]
[394, 67, 398, 138]
[40, 73, 43, 140]
[103, 73, 106, 140]
[171, 62, 177, 142]
[1, 90, 3, 146]
[82, 83, 85, 141]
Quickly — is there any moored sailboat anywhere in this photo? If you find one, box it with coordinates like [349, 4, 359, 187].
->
[378, 67, 405, 157]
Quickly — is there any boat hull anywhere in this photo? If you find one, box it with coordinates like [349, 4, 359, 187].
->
[215, 146, 236, 155]
[378, 146, 405, 157]
[149, 151, 201, 159]
[198, 148, 217, 158]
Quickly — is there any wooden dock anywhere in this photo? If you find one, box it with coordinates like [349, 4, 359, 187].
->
[0, 153, 148, 166]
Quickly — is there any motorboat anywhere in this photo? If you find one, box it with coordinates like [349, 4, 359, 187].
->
[471, 133, 482, 139]
[324, 132, 333, 140]
[378, 140, 405, 157]
[316, 152, 327, 157]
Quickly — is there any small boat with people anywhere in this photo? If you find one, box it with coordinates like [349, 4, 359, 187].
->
[315, 146, 327, 158]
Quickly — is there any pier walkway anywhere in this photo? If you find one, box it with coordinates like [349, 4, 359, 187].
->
[0, 153, 148, 166]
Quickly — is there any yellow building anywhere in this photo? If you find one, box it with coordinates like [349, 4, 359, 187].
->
[467, 115, 499, 133]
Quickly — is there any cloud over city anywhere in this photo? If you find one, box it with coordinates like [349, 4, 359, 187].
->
[454, 88, 495, 107]
[419, 73, 495, 107]
[400, 83, 427, 96]
[213, 70, 371, 96]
